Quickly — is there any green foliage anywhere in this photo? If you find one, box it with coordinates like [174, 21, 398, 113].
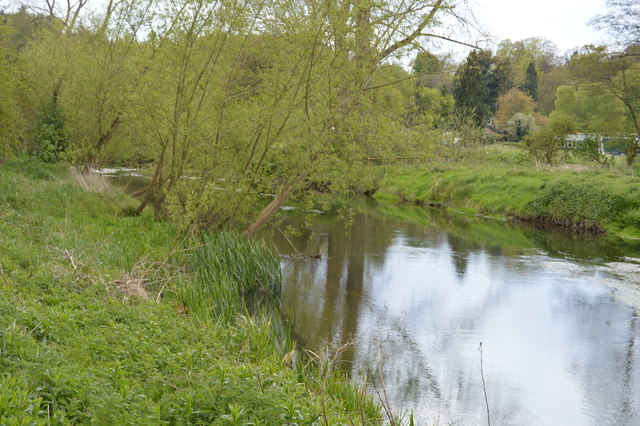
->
[410, 86, 454, 127]
[454, 52, 488, 126]
[496, 38, 565, 114]
[554, 85, 578, 116]
[553, 84, 630, 135]
[521, 61, 538, 101]
[494, 88, 536, 132]
[0, 22, 19, 154]
[454, 50, 514, 127]
[531, 182, 623, 223]
[0, 159, 381, 423]
[578, 135, 611, 165]
[34, 92, 68, 162]
[525, 113, 576, 164]
[569, 45, 640, 164]
[496, 37, 559, 84]
[507, 112, 538, 140]
[375, 149, 640, 239]
[412, 51, 446, 75]
[438, 109, 485, 161]
[179, 232, 282, 322]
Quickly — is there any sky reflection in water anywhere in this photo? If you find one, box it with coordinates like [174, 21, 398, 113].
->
[265, 205, 640, 425]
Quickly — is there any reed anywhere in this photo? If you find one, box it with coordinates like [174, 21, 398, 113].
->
[176, 231, 282, 322]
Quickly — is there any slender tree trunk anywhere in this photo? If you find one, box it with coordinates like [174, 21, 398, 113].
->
[242, 175, 304, 238]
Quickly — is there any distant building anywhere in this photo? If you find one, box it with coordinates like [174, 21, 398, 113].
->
[559, 133, 639, 155]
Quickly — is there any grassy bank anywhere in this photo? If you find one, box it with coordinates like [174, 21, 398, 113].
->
[373, 145, 640, 243]
[0, 158, 380, 424]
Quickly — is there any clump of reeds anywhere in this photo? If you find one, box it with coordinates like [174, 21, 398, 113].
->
[178, 231, 282, 321]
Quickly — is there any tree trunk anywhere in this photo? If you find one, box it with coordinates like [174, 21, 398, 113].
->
[242, 176, 304, 238]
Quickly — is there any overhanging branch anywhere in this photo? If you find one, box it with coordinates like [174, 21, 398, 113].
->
[418, 33, 483, 51]
[378, 0, 446, 61]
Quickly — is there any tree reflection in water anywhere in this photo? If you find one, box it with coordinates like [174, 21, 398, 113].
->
[263, 203, 640, 425]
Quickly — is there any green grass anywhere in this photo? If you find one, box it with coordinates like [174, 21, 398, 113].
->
[374, 145, 640, 242]
[177, 231, 283, 322]
[0, 157, 381, 424]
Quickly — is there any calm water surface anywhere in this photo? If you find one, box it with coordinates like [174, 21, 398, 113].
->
[263, 203, 640, 425]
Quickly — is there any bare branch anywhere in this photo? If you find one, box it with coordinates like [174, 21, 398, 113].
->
[418, 32, 482, 51]
[378, 0, 446, 61]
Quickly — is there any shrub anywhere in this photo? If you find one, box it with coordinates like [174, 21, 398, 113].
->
[531, 182, 623, 223]
[34, 92, 69, 163]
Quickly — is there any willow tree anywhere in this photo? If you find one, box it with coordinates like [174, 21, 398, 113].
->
[570, 46, 640, 165]
[0, 20, 19, 153]
[118, 0, 475, 235]
[21, 0, 154, 167]
[22, 0, 476, 234]
[241, 0, 476, 237]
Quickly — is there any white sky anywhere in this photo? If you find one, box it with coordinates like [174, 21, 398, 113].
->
[470, 0, 609, 53]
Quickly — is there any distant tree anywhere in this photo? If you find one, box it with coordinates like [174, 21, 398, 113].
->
[507, 112, 538, 140]
[453, 51, 488, 126]
[409, 86, 454, 127]
[496, 38, 565, 113]
[578, 135, 611, 165]
[521, 62, 538, 101]
[570, 45, 640, 164]
[440, 108, 484, 161]
[474, 50, 513, 115]
[492, 56, 514, 100]
[494, 88, 536, 131]
[538, 65, 569, 114]
[497, 37, 560, 79]
[553, 85, 578, 116]
[552, 84, 629, 134]
[525, 113, 576, 165]
[411, 50, 453, 92]
[412, 51, 445, 75]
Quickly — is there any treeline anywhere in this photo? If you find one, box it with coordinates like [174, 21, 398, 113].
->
[452, 1, 640, 167]
[1, 0, 639, 232]
[0, 1, 470, 233]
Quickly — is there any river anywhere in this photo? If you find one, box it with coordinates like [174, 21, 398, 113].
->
[261, 201, 640, 425]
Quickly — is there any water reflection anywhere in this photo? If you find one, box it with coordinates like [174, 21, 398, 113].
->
[264, 203, 640, 425]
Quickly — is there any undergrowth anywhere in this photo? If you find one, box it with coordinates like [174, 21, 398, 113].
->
[0, 157, 381, 424]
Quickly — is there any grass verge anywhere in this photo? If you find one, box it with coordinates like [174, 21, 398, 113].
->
[374, 145, 640, 243]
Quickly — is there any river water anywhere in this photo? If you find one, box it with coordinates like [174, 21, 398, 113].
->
[262, 202, 640, 425]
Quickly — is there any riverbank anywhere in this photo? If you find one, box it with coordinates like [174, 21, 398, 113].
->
[373, 145, 640, 243]
[0, 158, 380, 423]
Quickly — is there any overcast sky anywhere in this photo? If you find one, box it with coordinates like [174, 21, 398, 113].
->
[470, 0, 609, 53]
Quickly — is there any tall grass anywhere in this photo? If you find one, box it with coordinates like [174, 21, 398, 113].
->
[176, 231, 282, 322]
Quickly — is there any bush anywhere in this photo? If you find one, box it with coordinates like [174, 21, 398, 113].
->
[34, 93, 69, 163]
[531, 182, 623, 223]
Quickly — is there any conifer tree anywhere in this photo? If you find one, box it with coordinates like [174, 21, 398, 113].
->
[454, 52, 488, 127]
[521, 62, 539, 102]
